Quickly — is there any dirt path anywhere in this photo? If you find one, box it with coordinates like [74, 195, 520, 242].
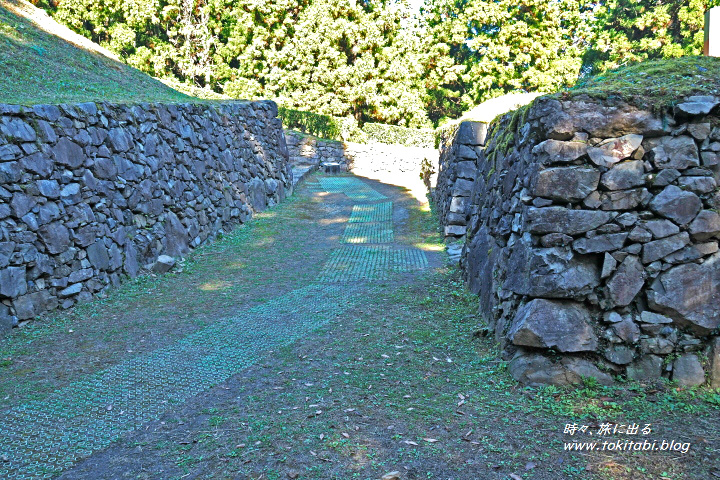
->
[1, 173, 719, 480]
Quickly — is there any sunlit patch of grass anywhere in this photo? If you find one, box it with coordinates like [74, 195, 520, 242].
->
[198, 280, 233, 292]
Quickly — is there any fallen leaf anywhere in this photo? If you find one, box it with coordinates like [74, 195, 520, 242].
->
[525, 461, 536, 470]
[509, 474, 523, 480]
[342, 432, 350, 438]
[423, 438, 438, 443]
[403, 440, 418, 446]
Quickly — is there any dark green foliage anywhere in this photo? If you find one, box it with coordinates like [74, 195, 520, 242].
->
[584, 0, 720, 75]
[16, 0, 720, 123]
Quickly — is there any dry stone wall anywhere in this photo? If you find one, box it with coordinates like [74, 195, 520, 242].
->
[285, 129, 439, 198]
[0, 100, 291, 330]
[436, 95, 720, 387]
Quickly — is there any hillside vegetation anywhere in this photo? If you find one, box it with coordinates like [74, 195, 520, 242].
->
[0, 0, 192, 106]
[35, 0, 720, 126]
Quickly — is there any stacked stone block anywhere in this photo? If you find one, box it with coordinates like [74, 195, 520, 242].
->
[434, 122, 488, 238]
[0, 100, 291, 330]
[436, 94, 720, 387]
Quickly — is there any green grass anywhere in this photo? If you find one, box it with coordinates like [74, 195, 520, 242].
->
[563, 56, 720, 108]
[0, 0, 195, 105]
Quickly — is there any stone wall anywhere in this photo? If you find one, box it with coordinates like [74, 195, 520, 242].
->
[285, 129, 438, 201]
[434, 122, 488, 238]
[0, 100, 291, 330]
[436, 94, 720, 387]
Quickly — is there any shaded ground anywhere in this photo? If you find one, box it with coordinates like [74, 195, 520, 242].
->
[1, 173, 719, 480]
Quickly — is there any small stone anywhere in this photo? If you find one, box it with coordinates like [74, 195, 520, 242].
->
[678, 175, 717, 194]
[709, 338, 720, 388]
[604, 345, 635, 365]
[651, 169, 681, 187]
[612, 316, 641, 343]
[640, 337, 674, 354]
[647, 252, 720, 335]
[381, 472, 402, 480]
[573, 232, 627, 254]
[606, 256, 644, 307]
[640, 311, 673, 324]
[601, 253, 618, 279]
[644, 219, 680, 239]
[59, 284, 83, 298]
[628, 226, 652, 243]
[53, 137, 84, 168]
[152, 255, 176, 274]
[540, 233, 573, 247]
[600, 188, 647, 211]
[687, 123, 711, 140]
[673, 354, 706, 386]
[701, 150, 720, 167]
[616, 212, 638, 227]
[642, 232, 690, 264]
[0, 266, 27, 298]
[603, 311, 623, 323]
[587, 134, 643, 168]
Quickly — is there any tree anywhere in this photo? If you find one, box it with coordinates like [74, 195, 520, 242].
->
[584, 0, 720, 74]
[420, 0, 594, 124]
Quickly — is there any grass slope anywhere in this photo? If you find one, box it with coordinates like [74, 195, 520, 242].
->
[565, 56, 720, 107]
[0, 0, 193, 106]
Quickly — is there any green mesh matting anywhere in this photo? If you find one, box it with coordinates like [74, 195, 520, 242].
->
[317, 177, 387, 201]
[0, 284, 364, 479]
[348, 202, 393, 223]
[341, 222, 394, 244]
[0, 175, 429, 479]
[318, 245, 428, 282]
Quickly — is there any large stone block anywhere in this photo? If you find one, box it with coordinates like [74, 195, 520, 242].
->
[456, 121, 488, 146]
[647, 252, 720, 335]
[649, 185, 702, 226]
[53, 137, 84, 168]
[532, 167, 599, 202]
[588, 134, 643, 168]
[38, 222, 71, 254]
[0, 266, 27, 298]
[13, 290, 58, 320]
[531, 139, 588, 164]
[647, 136, 700, 170]
[626, 355, 663, 382]
[600, 160, 645, 190]
[506, 243, 599, 298]
[508, 299, 598, 352]
[509, 352, 613, 386]
[526, 207, 616, 235]
[672, 354, 705, 386]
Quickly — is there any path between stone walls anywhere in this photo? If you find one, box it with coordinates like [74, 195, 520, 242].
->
[0, 174, 430, 479]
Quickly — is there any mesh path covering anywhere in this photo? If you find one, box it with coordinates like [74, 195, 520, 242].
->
[0, 175, 428, 479]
